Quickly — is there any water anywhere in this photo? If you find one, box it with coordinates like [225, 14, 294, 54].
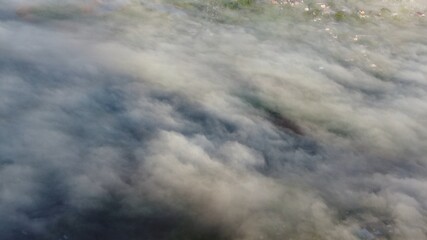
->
[0, 1, 426, 239]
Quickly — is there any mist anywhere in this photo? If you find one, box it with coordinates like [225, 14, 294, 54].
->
[1, 1, 426, 239]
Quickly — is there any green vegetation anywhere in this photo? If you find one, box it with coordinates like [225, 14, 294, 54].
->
[222, 0, 255, 9]
[334, 11, 347, 21]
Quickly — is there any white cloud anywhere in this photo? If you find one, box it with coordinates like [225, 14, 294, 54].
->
[0, 0, 426, 239]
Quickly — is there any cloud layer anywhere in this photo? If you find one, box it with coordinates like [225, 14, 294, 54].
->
[1, 1, 426, 239]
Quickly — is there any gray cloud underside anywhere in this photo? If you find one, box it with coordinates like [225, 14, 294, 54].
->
[1, 1, 427, 239]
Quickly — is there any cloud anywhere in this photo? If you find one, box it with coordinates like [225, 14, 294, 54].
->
[0, 0, 426, 239]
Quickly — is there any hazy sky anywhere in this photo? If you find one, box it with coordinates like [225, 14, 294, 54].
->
[1, 1, 427, 239]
